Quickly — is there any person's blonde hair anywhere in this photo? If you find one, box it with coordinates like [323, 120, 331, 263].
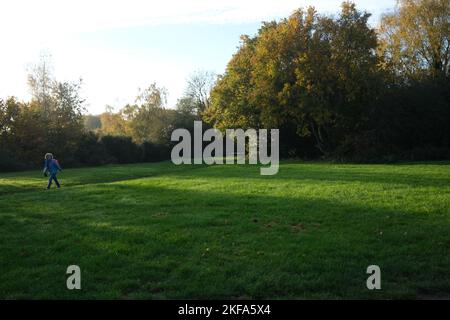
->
[44, 153, 53, 160]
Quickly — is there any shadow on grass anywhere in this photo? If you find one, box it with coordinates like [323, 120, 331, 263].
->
[1, 180, 450, 299]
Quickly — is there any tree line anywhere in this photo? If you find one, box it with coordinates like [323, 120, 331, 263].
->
[0, 61, 209, 170]
[205, 0, 449, 161]
[1, 0, 449, 171]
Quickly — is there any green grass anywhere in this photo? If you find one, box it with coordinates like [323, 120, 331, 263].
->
[1, 161, 449, 299]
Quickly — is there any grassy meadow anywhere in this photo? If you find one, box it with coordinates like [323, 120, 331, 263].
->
[0, 161, 449, 299]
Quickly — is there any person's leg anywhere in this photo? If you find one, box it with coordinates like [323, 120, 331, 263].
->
[53, 174, 61, 188]
[47, 175, 53, 189]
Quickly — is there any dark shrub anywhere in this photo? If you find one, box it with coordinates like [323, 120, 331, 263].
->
[141, 142, 170, 162]
[74, 132, 113, 166]
[101, 135, 141, 164]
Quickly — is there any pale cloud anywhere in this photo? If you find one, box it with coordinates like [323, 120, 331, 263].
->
[0, 0, 395, 35]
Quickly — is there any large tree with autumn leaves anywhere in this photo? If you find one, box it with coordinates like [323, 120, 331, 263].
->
[204, 1, 449, 160]
[204, 2, 383, 156]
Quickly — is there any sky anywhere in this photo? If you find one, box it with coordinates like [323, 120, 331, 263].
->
[0, 0, 397, 114]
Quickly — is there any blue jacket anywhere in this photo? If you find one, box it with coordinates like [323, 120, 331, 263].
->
[44, 159, 62, 175]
